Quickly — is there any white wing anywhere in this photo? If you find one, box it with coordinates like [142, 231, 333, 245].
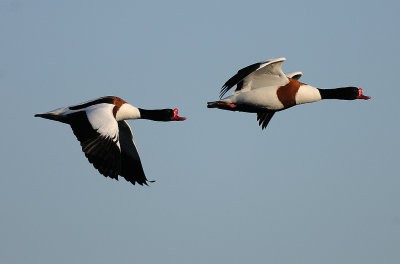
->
[68, 104, 121, 179]
[250, 58, 288, 89]
[286, 71, 303, 80]
[86, 103, 120, 148]
[220, 58, 289, 98]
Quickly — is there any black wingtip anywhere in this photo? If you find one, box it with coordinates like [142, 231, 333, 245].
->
[219, 85, 230, 99]
[139, 179, 155, 186]
[256, 111, 276, 131]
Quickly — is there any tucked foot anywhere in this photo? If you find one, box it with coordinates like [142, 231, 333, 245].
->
[216, 102, 237, 108]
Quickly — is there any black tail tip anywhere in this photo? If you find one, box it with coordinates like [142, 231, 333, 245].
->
[34, 113, 49, 118]
[34, 113, 65, 123]
[207, 101, 217, 108]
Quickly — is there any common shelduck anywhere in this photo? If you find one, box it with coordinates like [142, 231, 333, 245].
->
[35, 96, 186, 186]
[207, 58, 370, 129]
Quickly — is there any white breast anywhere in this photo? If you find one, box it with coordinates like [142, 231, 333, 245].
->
[115, 103, 141, 121]
[295, 85, 322, 105]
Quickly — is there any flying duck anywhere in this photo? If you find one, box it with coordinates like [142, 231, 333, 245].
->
[207, 57, 370, 129]
[35, 96, 186, 186]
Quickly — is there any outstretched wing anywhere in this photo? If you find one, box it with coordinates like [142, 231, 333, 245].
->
[220, 58, 288, 98]
[68, 110, 121, 179]
[118, 121, 153, 185]
[257, 111, 276, 130]
[220, 62, 263, 98]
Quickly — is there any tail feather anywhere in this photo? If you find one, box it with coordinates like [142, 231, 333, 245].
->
[34, 113, 68, 123]
[207, 101, 218, 108]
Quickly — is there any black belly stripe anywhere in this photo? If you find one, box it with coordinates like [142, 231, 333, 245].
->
[69, 97, 115, 110]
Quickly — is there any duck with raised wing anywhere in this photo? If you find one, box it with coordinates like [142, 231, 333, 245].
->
[207, 58, 370, 129]
[35, 96, 186, 186]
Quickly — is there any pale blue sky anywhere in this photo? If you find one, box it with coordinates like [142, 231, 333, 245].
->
[1, 0, 399, 263]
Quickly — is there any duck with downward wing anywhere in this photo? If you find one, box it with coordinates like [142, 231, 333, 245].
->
[35, 96, 186, 186]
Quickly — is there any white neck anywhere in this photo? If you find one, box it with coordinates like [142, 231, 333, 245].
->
[115, 103, 141, 121]
[295, 85, 322, 105]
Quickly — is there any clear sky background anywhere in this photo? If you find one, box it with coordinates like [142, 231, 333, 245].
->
[1, 0, 399, 263]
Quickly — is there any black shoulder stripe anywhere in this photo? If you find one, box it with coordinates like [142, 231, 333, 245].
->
[69, 97, 115, 110]
[67, 112, 98, 139]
